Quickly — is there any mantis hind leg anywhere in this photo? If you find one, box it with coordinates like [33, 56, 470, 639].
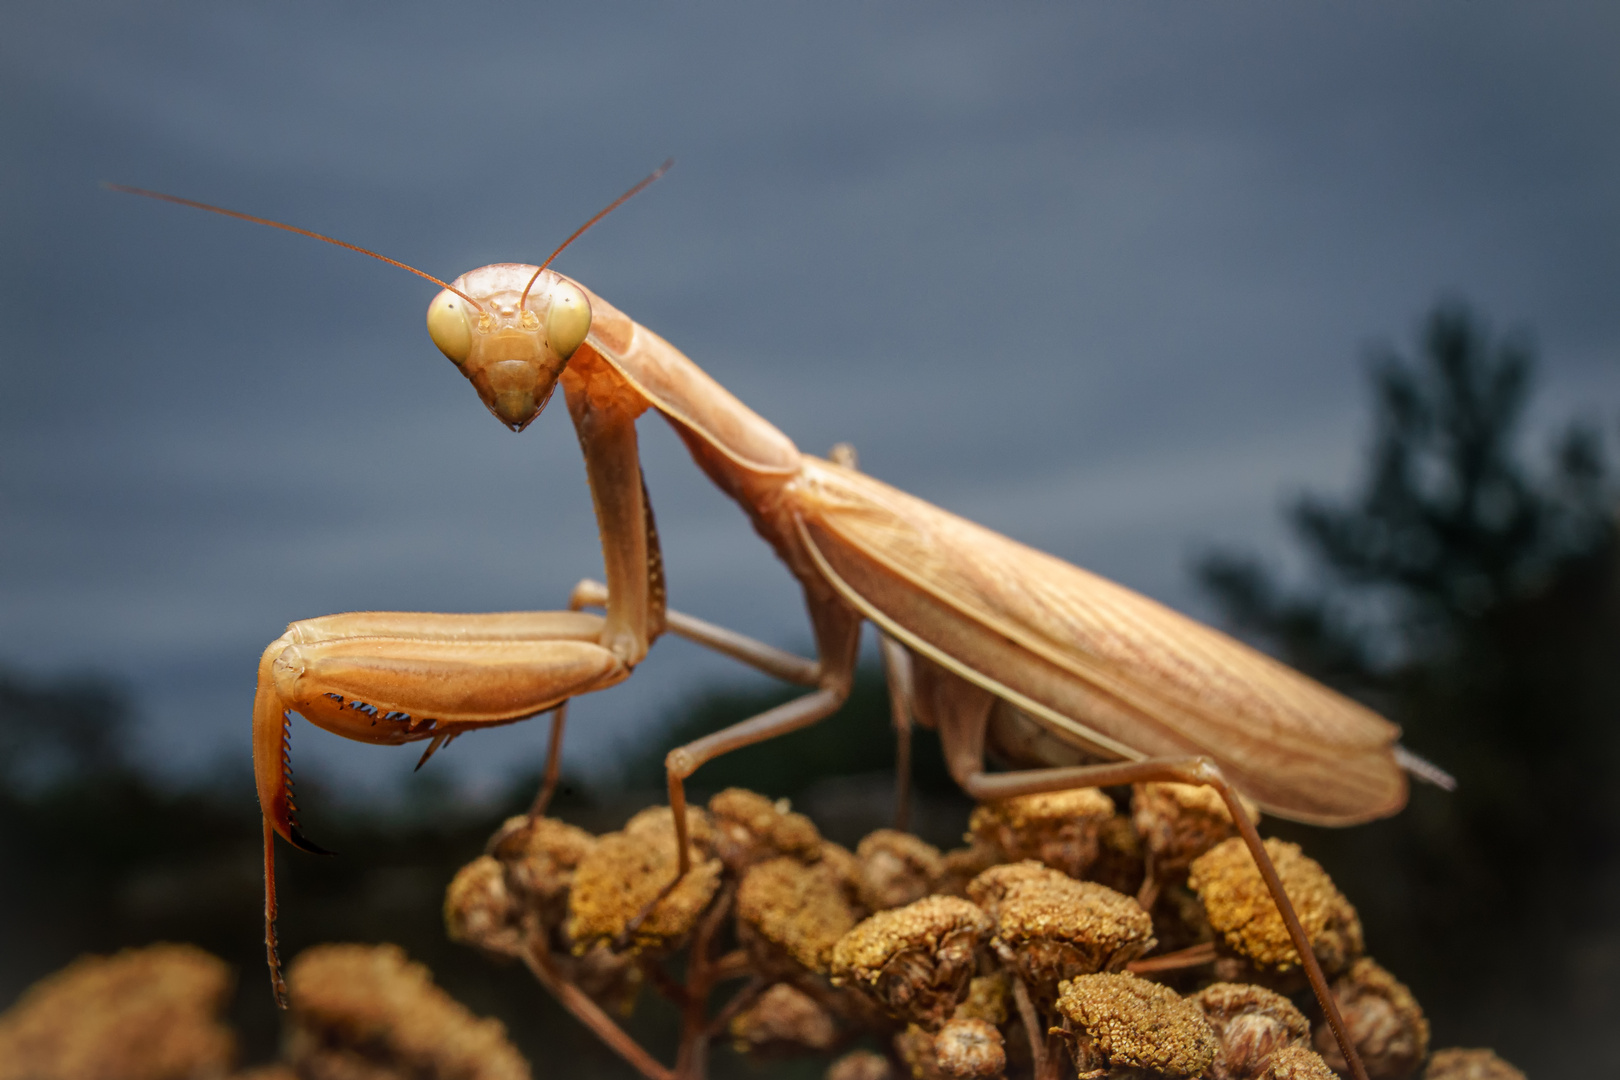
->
[914, 653, 1374, 1080]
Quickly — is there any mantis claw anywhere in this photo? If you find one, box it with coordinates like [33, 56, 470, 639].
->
[287, 824, 335, 856]
[414, 731, 454, 771]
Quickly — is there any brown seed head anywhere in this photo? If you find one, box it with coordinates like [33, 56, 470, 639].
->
[1421, 1048, 1527, 1080]
[1188, 838, 1363, 976]
[968, 788, 1116, 878]
[857, 829, 946, 911]
[895, 1024, 946, 1080]
[284, 943, 529, 1080]
[831, 896, 994, 1030]
[932, 838, 1005, 899]
[827, 1049, 896, 1080]
[709, 787, 823, 871]
[819, 840, 865, 899]
[737, 855, 861, 974]
[566, 822, 724, 954]
[1053, 972, 1219, 1080]
[445, 855, 522, 955]
[1133, 782, 1260, 876]
[933, 1018, 1007, 1079]
[1263, 1045, 1339, 1080]
[991, 875, 1156, 1004]
[487, 814, 597, 926]
[624, 804, 716, 852]
[965, 860, 1070, 921]
[1088, 813, 1147, 898]
[1312, 958, 1429, 1080]
[1189, 982, 1310, 1080]
[729, 982, 840, 1056]
[0, 943, 235, 1080]
[954, 973, 1010, 1026]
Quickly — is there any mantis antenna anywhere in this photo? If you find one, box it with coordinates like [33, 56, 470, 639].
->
[109, 163, 673, 313]
[519, 158, 675, 310]
[105, 182, 487, 310]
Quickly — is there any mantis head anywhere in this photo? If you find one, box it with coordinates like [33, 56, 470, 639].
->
[426, 266, 591, 431]
[108, 160, 667, 434]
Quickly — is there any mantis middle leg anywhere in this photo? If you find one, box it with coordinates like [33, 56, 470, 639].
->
[660, 591, 865, 874]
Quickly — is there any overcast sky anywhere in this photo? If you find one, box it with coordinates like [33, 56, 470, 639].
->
[2, 2, 1617, 799]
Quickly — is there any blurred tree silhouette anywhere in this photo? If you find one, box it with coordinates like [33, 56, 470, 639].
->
[1196, 300, 1620, 1051]
[0, 668, 131, 795]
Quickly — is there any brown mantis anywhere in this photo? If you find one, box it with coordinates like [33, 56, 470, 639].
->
[112, 171, 1452, 1080]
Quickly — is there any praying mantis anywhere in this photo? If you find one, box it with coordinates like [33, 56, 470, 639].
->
[113, 170, 1452, 1080]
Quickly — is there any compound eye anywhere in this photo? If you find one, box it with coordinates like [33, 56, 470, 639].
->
[546, 281, 591, 360]
[426, 290, 473, 365]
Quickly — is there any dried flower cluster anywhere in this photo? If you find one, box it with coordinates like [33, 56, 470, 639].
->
[282, 943, 530, 1080]
[443, 784, 1526, 1080]
[0, 943, 236, 1080]
[0, 941, 528, 1080]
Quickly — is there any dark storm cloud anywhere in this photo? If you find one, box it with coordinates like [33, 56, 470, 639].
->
[2, 1, 1616, 792]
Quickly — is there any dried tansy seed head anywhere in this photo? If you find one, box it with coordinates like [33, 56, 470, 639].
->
[1188, 838, 1362, 976]
[932, 838, 1004, 899]
[828, 1049, 895, 1080]
[487, 814, 597, 923]
[831, 895, 994, 1030]
[1422, 1048, 1526, 1080]
[737, 856, 861, 974]
[858, 829, 946, 911]
[729, 983, 840, 1056]
[954, 973, 1010, 1026]
[1053, 972, 1219, 1080]
[933, 1018, 1006, 1079]
[285, 943, 528, 1080]
[567, 824, 723, 954]
[709, 787, 822, 870]
[445, 855, 521, 955]
[964, 860, 1069, 921]
[819, 840, 865, 898]
[895, 1025, 946, 1080]
[1132, 782, 1258, 876]
[1263, 1046, 1339, 1080]
[968, 788, 1115, 878]
[0, 943, 235, 1080]
[625, 804, 716, 851]
[1088, 813, 1147, 898]
[990, 875, 1156, 1003]
[1189, 983, 1310, 1080]
[1312, 958, 1429, 1080]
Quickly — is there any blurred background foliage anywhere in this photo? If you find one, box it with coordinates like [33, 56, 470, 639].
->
[2, 300, 1615, 1073]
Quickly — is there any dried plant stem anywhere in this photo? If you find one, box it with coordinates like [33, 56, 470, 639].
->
[519, 934, 674, 1080]
[1126, 940, 1217, 974]
[1135, 852, 1161, 912]
[675, 884, 737, 1080]
[640, 957, 691, 1007]
[1011, 973, 1055, 1080]
[705, 975, 768, 1040]
[707, 948, 753, 983]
